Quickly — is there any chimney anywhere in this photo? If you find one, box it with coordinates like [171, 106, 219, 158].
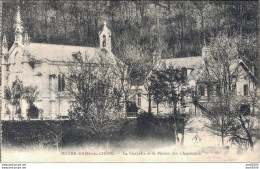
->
[202, 46, 210, 58]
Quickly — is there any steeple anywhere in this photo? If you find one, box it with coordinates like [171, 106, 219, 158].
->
[14, 5, 23, 45]
[2, 35, 8, 57]
[99, 21, 112, 52]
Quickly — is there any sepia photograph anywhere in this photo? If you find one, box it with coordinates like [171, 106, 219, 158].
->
[0, 0, 259, 163]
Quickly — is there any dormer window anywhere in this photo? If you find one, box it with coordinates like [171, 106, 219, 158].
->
[181, 68, 187, 79]
[102, 35, 106, 47]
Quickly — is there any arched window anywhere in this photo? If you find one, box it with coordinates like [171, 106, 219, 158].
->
[102, 35, 106, 47]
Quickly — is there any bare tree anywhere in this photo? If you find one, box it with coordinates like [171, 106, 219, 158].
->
[156, 64, 188, 116]
[146, 63, 190, 144]
[41, 121, 66, 151]
[200, 33, 259, 149]
[59, 51, 123, 142]
[115, 41, 152, 116]
[199, 33, 240, 147]
[229, 89, 260, 150]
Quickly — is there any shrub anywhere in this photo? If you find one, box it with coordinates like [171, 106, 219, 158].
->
[27, 104, 39, 119]
[136, 112, 156, 138]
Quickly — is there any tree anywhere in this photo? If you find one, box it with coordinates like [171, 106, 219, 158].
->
[158, 64, 188, 116]
[199, 33, 240, 147]
[4, 79, 24, 120]
[115, 39, 152, 115]
[200, 33, 259, 149]
[147, 64, 190, 144]
[60, 51, 123, 142]
[4, 79, 40, 120]
[148, 70, 166, 115]
[23, 86, 40, 119]
[229, 89, 260, 150]
[41, 121, 66, 151]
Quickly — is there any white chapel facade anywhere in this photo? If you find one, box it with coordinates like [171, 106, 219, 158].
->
[1, 7, 116, 120]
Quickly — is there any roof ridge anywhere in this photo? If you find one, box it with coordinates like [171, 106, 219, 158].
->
[162, 56, 202, 60]
[30, 42, 99, 49]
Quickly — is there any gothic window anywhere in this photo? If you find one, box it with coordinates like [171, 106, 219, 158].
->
[137, 94, 141, 107]
[58, 74, 65, 92]
[102, 35, 106, 47]
[244, 84, 248, 96]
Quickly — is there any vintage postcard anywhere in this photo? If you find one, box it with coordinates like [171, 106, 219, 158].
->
[0, 0, 259, 163]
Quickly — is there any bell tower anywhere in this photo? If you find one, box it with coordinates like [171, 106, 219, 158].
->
[99, 21, 111, 52]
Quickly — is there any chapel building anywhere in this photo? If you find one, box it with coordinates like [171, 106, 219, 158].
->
[1, 7, 121, 120]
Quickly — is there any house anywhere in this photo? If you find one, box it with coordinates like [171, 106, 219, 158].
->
[0, 7, 122, 120]
[129, 46, 258, 117]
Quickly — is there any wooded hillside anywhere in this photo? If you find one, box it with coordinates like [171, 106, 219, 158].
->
[2, 0, 259, 82]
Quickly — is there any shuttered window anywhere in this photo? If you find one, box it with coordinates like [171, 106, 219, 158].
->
[58, 74, 65, 92]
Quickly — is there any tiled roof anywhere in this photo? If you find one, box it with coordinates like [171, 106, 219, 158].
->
[27, 43, 117, 64]
[160, 56, 204, 69]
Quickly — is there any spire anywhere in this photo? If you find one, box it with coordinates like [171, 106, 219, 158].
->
[104, 21, 107, 27]
[14, 5, 23, 44]
[2, 35, 8, 48]
[2, 35, 8, 62]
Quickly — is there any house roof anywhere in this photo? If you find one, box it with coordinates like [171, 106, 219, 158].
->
[238, 59, 257, 83]
[160, 56, 204, 69]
